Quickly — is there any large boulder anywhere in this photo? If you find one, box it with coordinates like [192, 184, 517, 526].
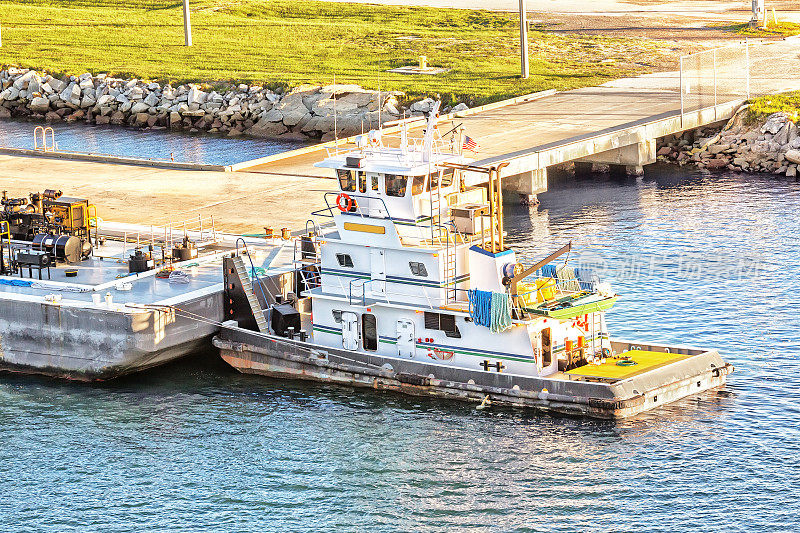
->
[29, 96, 51, 113]
[130, 101, 150, 114]
[13, 71, 37, 90]
[144, 92, 159, 107]
[761, 113, 791, 135]
[282, 109, 311, 127]
[784, 149, 800, 165]
[187, 86, 207, 106]
[0, 86, 20, 101]
[248, 119, 288, 137]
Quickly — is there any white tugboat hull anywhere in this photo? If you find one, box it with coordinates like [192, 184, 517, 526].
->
[214, 325, 733, 419]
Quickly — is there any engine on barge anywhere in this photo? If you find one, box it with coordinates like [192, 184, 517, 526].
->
[0, 189, 97, 276]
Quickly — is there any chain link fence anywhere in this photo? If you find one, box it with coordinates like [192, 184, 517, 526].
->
[679, 39, 800, 123]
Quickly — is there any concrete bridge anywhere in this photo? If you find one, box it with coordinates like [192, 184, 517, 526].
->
[239, 38, 800, 200]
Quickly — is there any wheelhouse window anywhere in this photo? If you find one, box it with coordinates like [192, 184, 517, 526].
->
[424, 311, 461, 338]
[429, 168, 454, 190]
[337, 169, 357, 192]
[336, 253, 354, 268]
[385, 174, 407, 197]
[409, 261, 428, 277]
[411, 175, 426, 195]
[362, 313, 378, 351]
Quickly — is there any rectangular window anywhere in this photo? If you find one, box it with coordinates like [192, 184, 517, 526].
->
[423, 312, 461, 338]
[332, 310, 343, 323]
[337, 169, 357, 192]
[336, 253, 354, 268]
[409, 261, 428, 277]
[385, 174, 407, 197]
[411, 175, 426, 195]
[429, 168, 454, 190]
[362, 313, 378, 351]
[359, 173, 368, 193]
[371, 175, 380, 191]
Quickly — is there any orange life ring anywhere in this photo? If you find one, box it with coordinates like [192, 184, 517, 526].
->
[336, 192, 356, 212]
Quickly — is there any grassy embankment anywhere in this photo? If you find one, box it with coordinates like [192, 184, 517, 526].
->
[0, 0, 668, 105]
[720, 21, 800, 38]
[748, 91, 800, 122]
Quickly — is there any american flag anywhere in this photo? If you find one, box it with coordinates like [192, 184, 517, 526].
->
[462, 135, 479, 152]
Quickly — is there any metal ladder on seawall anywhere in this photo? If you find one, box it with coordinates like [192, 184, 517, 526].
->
[230, 255, 269, 333]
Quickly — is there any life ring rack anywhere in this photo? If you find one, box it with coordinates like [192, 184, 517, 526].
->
[336, 192, 356, 212]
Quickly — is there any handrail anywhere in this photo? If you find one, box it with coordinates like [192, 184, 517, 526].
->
[235, 237, 270, 308]
[313, 192, 394, 220]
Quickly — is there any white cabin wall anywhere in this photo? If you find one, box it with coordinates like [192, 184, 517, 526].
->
[467, 246, 516, 293]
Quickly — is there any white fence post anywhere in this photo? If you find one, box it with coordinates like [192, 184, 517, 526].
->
[679, 56, 684, 128]
[745, 40, 751, 99]
[713, 48, 717, 121]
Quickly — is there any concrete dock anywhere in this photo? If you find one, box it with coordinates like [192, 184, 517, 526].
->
[0, 153, 332, 234]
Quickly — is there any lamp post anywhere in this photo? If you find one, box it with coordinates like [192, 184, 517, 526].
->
[750, 0, 764, 28]
[519, 0, 529, 79]
[183, 0, 192, 46]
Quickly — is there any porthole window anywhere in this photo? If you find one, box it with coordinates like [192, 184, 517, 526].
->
[336, 253, 354, 268]
[409, 261, 428, 277]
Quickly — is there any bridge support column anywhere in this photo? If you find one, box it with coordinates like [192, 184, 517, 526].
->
[502, 168, 547, 205]
[575, 139, 656, 177]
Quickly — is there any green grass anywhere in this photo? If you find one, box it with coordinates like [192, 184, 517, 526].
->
[0, 0, 660, 104]
[717, 21, 800, 37]
[748, 91, 800, 122]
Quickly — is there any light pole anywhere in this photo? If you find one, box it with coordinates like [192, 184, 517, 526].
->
[519, 0, 529, 79]
[183, 0, 192, 46]
[750, 0, 764, 28]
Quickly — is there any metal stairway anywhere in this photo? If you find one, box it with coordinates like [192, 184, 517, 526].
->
[231, 255, 268, 333]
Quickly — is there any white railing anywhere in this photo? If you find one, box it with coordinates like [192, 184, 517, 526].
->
[120, 214, 218, 258]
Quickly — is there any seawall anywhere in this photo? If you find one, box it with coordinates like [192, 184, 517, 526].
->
[0, 67, 465, 141]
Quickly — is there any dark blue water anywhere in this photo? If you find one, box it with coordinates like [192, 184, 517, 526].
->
[0, 117, 308, 165]
[2, 164, 799, 531]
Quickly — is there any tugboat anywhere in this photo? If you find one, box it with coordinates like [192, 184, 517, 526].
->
[214, 106, 733, 418]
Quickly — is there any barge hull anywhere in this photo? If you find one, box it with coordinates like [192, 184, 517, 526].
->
[0, 290, 222, 381]
[214, 326, 732, 419]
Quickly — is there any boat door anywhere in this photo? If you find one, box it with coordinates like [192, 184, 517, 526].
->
[365, 172, 387, 217]
[396, 319, 415, 358]
[341, 311, 359, 350]
[541, 327, 552, 371]
[370, 248, 386, 297]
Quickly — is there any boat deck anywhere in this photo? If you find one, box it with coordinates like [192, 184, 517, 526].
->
[0, 232, 291, 307]
[563, 349, 691, 382]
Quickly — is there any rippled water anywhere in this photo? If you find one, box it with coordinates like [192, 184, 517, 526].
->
[0, 117, 308, 165]
[2, 164, 800, 531]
